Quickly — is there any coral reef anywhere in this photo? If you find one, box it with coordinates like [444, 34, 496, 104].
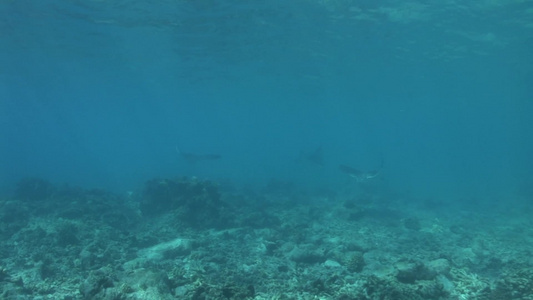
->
[490, 267, 533, 299]
[140, 177, 223, 228]
[0, 177, 532, 299]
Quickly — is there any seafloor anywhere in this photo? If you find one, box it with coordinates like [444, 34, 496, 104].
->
[0, 177, 532, 300]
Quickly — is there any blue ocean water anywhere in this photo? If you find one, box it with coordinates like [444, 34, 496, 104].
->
[2, 0, 532, 202]
[2, 1, 533, 299]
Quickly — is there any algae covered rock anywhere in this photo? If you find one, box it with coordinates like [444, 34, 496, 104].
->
[490, 267, 533, 299]
[140, 177, 224, 227]
[346, 251, 365, 273]
[395, 260, 435, 284]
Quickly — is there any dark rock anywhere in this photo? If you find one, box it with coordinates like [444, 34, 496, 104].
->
[80, 273, 114, 299]
[346, 252, 365, 273]
[396, 261, 434, 284]
[14, 178, 56, 202]
[140, 177, 225, 228]
[288, 247, 325, 264]
[403, 217, 421, 231]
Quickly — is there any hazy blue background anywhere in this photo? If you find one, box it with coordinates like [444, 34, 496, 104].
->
[1, 0, 532, 203]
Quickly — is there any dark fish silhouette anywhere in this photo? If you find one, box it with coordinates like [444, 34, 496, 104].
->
[176, 147, 221, 163]
[303, 146, 324, 166]
[339, 161, 383, 182]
